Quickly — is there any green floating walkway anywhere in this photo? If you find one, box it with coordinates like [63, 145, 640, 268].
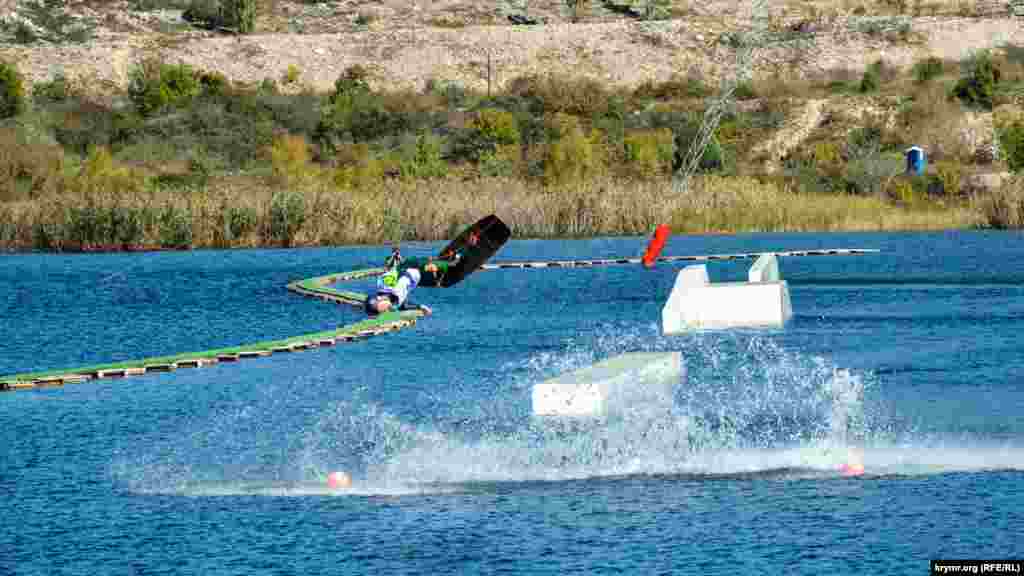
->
[1, 267, 425, 392]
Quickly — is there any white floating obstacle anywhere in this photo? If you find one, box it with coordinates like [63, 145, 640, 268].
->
[662, 253, 792, 334]
[531, 352, 682, 418]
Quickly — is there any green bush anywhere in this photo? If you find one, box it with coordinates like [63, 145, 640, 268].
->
[331, 65, 372, 100]
[63, 204, 152, 248]
[1000, 119, 1024, 173]
[671, 120, 723, 174]
[933, 160, 962, 196]
[543, 113, 606, 185]
[859, 60, 884, 93]
[198, 70, 229, 97]
[953, 50, 1001, 110]
[32, 73, 73, 103]
[316, 66, 409, 150]
[2, 0, 94, 44]
[220, 0, 256, 33]
[732, 81, 757, 100]
[268, 189, 305, 246]
[622, 128, 674, 179]
[450, 108, 520, 163]
[912, 57, 945, 84]
[182, 0, 255, 32]
[470, 108, 520, 146]
[159, 205, 193, 248]
[397, 132, 447, 179]
[128, 59, 202, 115]
[0, 61, 26, 119]
[217, 203, 258, 245]
[52, 102, 145, 156]
[183, 0, 220, 28]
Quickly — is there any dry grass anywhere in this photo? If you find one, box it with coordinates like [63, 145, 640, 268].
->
[669, 174, 981, 232]
[0, 168, 986, 251]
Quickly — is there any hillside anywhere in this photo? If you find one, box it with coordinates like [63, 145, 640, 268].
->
[2, 0, 1023, 92]
[0, 0, 1023, 250]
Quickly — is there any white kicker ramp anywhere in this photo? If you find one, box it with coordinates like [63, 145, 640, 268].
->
[531, 352, 682, 418]
[662, 254, 792, 334]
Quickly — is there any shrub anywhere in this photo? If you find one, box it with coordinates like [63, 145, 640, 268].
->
[859, 60, 889, 93]
[220, 0, 256, 33]
[0, 61, 26, 119]
[331, 144, 387, 190]
[671, 119, 724, 174]
[397, 132, 447, 179]
[267, 189, 305, 246]
[2, 0, 94, 44]
[316, 66, 407, 150]
[543, 113, 606, 185]
[183, 0, 220, 28]
[423, 78, 468, 109]
[331, 65, 372, 100]
[159, 204, 193, 248]
[265, 134, 317, 188]
[64, 204, 153, 248]
[507, 74, 610, 118]
[633, 74, 710, 101]
[564, 0, 591, 22]
[67, 147, 146, 197]
[128, 59, 202, 115]
[999, 119, 1024, 173]
[0, 127, 65, 201]
[953, 50, 1001, 110]
[451, 108, 520, 163]
[198, 70, 229, 97]
[216, 203, 258, 246]
[912, 57, 945, 84]
[933, 160, 962, 197]
[732, 81, 757, 100]
[979, 176, 1024, 228]
[622, 128, 675, 179]
[843, 152, 904, 196]
[283, 64, 301, 85]
[470, 108, 520, 146]
[51, 100, 146, 155]
[183, 0, 255, 32]
[478, 145, 517, 178]
[31, 73, 73, 104]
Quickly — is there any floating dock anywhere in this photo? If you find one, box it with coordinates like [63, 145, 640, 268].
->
[0, 267, 422, 392]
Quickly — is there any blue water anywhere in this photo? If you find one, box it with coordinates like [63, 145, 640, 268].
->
[2, 231, 1023, 575]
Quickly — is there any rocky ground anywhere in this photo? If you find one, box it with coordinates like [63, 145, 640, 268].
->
[0, 0, 1021, 94]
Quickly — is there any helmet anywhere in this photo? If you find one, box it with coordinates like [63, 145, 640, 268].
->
[364, 295, 381, 316]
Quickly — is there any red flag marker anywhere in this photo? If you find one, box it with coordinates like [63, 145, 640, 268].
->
[642, 225, 671, 268]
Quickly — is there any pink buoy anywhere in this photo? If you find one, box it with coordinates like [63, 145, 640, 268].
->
[838, 463, 865, 476]
[327, 471, 353, 489]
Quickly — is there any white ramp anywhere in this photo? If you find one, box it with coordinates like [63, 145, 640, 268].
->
[531, 352, 681, 418]
[662, 254, 792, 334]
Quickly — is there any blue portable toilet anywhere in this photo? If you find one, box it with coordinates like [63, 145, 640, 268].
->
[905, 146, 927, 175]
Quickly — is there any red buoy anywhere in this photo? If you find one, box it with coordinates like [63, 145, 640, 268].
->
[642, 225, 671, 268]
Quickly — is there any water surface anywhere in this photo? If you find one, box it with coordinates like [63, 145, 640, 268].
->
[2, 231, 1022, 575]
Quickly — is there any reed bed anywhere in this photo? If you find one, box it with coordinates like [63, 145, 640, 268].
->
[0, 173, 982, 252]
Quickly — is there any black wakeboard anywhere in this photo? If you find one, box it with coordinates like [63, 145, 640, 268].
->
[433, 214, 510, 287]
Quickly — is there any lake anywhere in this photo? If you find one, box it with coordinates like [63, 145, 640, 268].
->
[2, 230, 1023, 575]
